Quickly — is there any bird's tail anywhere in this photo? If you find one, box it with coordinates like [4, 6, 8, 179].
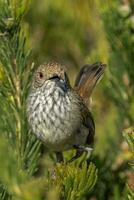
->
[74, 62, 106, 104]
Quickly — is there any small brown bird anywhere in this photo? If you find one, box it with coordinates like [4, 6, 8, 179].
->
[26, 62, 105, 162]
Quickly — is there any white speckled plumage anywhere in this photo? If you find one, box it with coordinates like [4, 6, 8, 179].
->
[27, 80, 89, 151]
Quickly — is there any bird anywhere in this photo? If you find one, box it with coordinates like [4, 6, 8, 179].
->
[26, 62, 106, 163]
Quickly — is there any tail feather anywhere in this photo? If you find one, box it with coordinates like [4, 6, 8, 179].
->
[74, 62, 106, 104]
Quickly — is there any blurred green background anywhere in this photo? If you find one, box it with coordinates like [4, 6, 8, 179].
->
[0, 0, 134, 199]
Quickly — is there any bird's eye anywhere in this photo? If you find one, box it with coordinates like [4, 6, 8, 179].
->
[39, 72, 43, 79]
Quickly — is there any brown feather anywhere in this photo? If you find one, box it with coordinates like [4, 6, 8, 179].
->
[74, 62, 106, 104]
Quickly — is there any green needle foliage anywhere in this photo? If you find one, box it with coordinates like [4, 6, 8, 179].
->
[53, 162, 97, 200]
[0, 1, 98, 200]
[92, 1, 134, 199]
[100, 0, 134, 125]
[124, 130, 134, 200]
[0, 0, 41, 175]
[101, 1, 134, 195]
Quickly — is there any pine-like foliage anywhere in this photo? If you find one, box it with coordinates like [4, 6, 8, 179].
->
[81, 1, 134, 199]
[0, 1, 98, 199]
[96, 0, 134, 199]
[100, 0, 134, 125]
[124, 130, 134, 200]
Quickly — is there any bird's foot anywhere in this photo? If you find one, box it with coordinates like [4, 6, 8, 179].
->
[55, 146, 93, 164]
[67, 148, 83, 163]
[67, 145, 93, 163]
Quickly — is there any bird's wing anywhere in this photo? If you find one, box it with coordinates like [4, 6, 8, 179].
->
[80, 102, 95, 145]
[74, 62, 106, 105]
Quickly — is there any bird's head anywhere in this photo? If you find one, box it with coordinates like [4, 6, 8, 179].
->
[32, 62, 71, 91]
